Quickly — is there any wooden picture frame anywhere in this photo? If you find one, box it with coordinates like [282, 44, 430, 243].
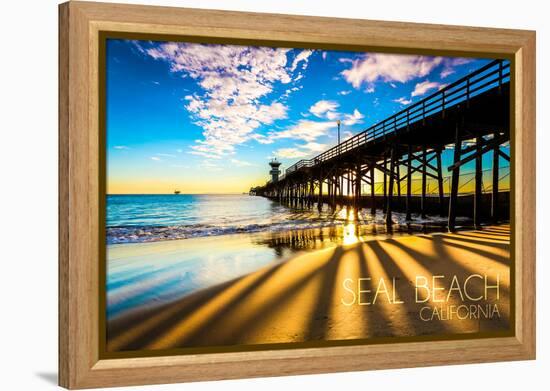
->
[59, 1, 536, 389]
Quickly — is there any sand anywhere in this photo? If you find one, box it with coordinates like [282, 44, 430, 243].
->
[107, 225, 510, 352]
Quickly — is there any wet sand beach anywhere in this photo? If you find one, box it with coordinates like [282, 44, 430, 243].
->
[107, 224, 510, 353]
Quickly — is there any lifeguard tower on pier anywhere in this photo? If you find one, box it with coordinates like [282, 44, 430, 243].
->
[269, 159, 282, 183]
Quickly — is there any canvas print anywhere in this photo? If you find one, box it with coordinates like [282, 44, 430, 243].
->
[103, 38, 512, 356]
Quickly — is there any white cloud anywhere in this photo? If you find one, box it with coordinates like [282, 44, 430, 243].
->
[249, 133, 274, 145]
[339, 58, 354, 64]
[322, 52, 327, 61]
[411, 80, 442, 97]
[156, 153, 177, 158]
[151, 156, 161, 161]
[342, 109, 364, 126]
[306, 100, 363, 127]
[365, 85, 375, 93]
[141, 42, 304, 158]
[275, 148, 310, 159]
[337, 90, 352, 96]
[450, 58, 472, 66]
[440, 57, 473, 78]
[309, 100, 339, 118]
[394, 97, 412, 105]
[302, 141, 327, 152]
[113, 145, 129, 150]
[440, 68, 455, 78]
[230, 158, 253, 167]
[275, 140, 328, 159]
[290, 50, 313, 72]
[249, 119, 334, 147]
[326, 111, 339, 120]
[270, 120, 335, 142]
[271, 121, 335, 160]
[341, 53, 443, 89]
[281, 86, 301, 100]
[341, 130, 354, 140]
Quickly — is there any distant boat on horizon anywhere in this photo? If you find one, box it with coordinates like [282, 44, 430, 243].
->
[174, 190, 181, 195]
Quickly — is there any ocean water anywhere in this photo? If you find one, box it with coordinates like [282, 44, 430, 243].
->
[106, 194, 452, 244]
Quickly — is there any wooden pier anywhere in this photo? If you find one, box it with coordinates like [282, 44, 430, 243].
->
[252, 60, 511, 231]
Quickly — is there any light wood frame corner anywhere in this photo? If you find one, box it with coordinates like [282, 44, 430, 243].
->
[59, 1, 536, 389]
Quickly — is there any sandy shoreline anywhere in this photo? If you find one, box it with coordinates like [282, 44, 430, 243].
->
[107, 224, 510, 353]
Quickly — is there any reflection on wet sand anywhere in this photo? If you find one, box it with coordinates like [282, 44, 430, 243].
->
[252, 205, 462, 256]
[107, 224, 510, 353]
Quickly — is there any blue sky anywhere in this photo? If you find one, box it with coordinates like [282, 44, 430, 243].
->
[106, 39, 495, 194]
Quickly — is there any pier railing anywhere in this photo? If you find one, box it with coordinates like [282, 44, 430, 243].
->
[285, 59, 510, 176]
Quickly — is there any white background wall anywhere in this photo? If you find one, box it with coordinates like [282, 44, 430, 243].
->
[0, 0, 547, 389]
